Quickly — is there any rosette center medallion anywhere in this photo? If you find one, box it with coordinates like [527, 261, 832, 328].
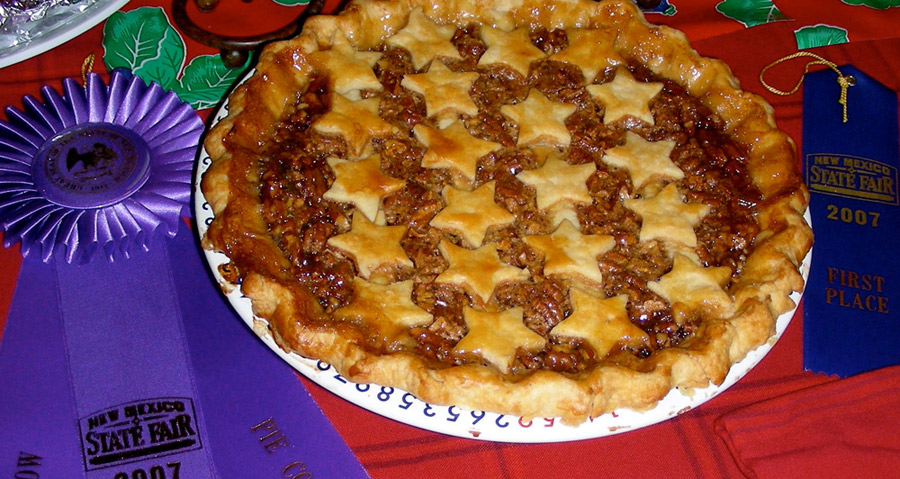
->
[32, 123, 151, 209]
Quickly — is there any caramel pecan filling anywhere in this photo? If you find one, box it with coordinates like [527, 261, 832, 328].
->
[245, 24, 761, 376]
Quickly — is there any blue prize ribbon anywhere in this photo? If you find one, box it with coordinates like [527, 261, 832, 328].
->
[802, 65, 900, 377]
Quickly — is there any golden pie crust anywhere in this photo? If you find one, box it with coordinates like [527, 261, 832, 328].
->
[200, 0, 812, 424]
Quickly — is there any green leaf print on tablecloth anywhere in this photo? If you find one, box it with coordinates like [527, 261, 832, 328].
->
[716, 0, 788, 27]
[173, 55, 252, 110]
[102, 7, 185, 90]
[102, 7, 251, 110]
[841, 0, 900, 9]
[795, 24, 850, 49]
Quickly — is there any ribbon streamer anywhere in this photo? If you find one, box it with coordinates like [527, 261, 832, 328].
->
[800, 65, 900, 377]
[0, 223, 370, 478]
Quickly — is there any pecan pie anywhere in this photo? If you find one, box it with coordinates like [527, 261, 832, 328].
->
[200, 0, 813, 424]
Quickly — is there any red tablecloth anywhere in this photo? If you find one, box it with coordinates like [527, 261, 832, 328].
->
[2, 1, 900, 477]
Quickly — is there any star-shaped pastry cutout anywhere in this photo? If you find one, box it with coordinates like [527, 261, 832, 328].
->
[478, 27, 546, 77]
[551, 291, 649, 358]
[430, 181, 515, 248]
[334, 278, 433, 345]
[454, 307, 545, 374]
[401, 61, 479, 121]
[549, 28, 624, 83]
[313, 94, 398, 159]
[587, 68, 663, 125]
[414, 120, 502, 188]
[323, 155, 406, 222]
[624, 183, 709, 248]
[516, 151, 595, 210]
[327, 212, 413, 280]
[435, 240, 530, 305]
[308, 31, 383, 97]
[548, 205, 581, 229]
[648, 254, 734, 322]
[500, 89, 576, 147]
[601, 131, 681, 191]
[386, 8, 461, 70]
[524, 219, 614, 286]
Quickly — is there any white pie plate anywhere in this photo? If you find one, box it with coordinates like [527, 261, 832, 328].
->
[193, 91, 810, 443]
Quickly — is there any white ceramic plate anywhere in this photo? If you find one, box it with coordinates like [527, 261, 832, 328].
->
[193, 91, 810, 443]
[0, 0, 127, 69]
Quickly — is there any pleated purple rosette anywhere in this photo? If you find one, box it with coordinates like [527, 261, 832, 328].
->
[0, 70, 200, 263]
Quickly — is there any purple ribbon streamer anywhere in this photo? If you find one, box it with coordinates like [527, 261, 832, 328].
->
[0, 223, 369, 478]
[0, 258, 83, 476]
[170, 225, 370, 478]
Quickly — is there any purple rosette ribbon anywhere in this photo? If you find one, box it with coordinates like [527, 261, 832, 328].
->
[0, 72, 368, 477]
[0, 70, 200, 263]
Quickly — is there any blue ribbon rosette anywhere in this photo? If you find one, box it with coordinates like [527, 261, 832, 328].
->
[0, 72, 367, 477]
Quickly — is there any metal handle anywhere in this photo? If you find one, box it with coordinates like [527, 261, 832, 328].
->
[172, 0, 328, 68]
